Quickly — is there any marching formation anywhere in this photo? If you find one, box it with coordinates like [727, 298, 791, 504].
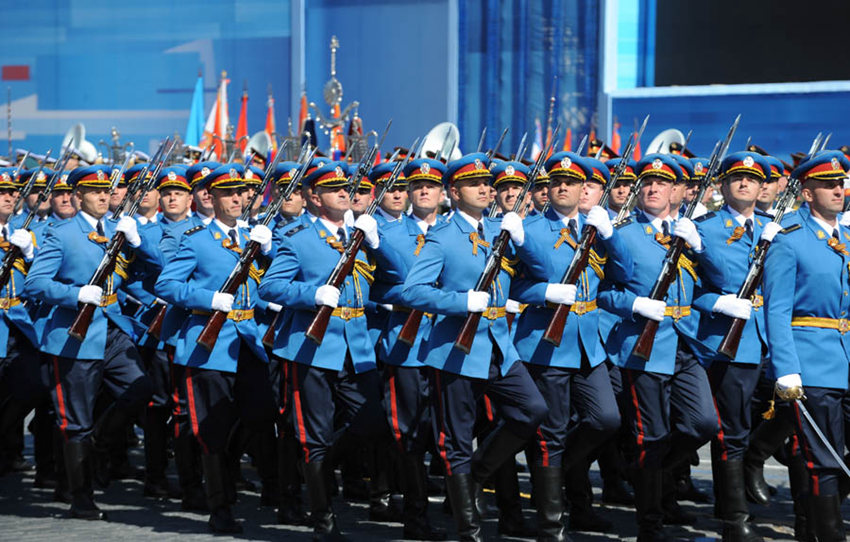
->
[0, 122, 848, 542]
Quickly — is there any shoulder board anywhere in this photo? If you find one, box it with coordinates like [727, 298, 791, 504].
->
[184, 225, 205, 236]
[614, 217, 632, 229]
[779, 224, 801, 235]
[754, 208, 772, 218]
[285, 223, 308, 237]
[693, 211, 716, 223]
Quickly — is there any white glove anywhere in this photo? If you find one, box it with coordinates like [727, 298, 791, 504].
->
[354, 214, 380, 249]
[211, 292, 234, 312]
[840, 213, 850, 227]
[632, 297, 666, 322]
[713, 294, 752, 320]
[379, 303, 394, 311]
[267, 302, 282, 313]
[500, 212, 525, 246]
[314, 285, 340, 308]
[673, 217, 702, 251]
[775, 373, 805, 401]
[760, 221, 782, 242]
[116, 216, 141, 247]
[250, 224, 273, 254]
[9, 229, 34, 259]
[343, 209, 355, 227]
[466, 290, 490, 313]
[78, 285, 103, 306]
[586, 206, 613, 240]
[544, 283, 577, 305]
[505, 299, 522, 314]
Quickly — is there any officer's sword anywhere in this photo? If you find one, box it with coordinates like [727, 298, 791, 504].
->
[795, 399, 850, 480]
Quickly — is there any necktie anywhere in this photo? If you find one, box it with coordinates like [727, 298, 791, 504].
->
[833, 229, 841, 242]
[568, 218, 578, 240]
[228, 228, 239, 247]
[745, 218, 753, 241]
[477, 222, 485, 240]
[337, 227, 346, 243]
[661, 220, 670, 237]
[96, 220, 105, 237]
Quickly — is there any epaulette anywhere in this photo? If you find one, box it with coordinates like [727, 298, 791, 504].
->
[614, 217, 632, 229]
[184, 225, 205, 236]
[693, 211, 716, 223]
[285, 223, 308, 237]
[779, 224, 801, 235]
[754, 208, 772, 218]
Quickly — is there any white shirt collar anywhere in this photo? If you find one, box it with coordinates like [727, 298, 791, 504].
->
[305, 210, 318, 223]
[642, 209, 672, 233]
[214, 219, 239, 242]
[551, 208, 579, 228]
[456, 209, 482, 232]
[726, 205, 754, 227]
[411, 212, 437, 234]
[79, 210, 102, 231]
[136, 213, 158, 225]
[377, 206, 402, 223]
[319, 218, 347, 241]
[811, 215, 839, 238]
[195, 209, 214, 225]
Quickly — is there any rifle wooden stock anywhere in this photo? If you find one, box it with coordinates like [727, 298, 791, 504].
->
[146, 304, 167, 340]
[68, 232, 126, 341]
[196, 241, 261, 351]
[453, 230, 508, 354]
[630, 239, 685, 360]
[305, 229, 365, 345]
[0, 245, 22, 291]
[398, 309, 424, 346]
[542, 227, 597, 346]
[717, 238, 770, 359]
[262, 311, 279, 348]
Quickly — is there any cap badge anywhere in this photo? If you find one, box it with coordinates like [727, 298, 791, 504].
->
[334, 166, 345, 177]
[246, 170, 254, 179]
[695, 162, 704, 173]
[288, 168, 297, 179]
[420, 162, 430, 174]
[474, 158, 483, 170]
[652, 158, 663, 170]
[96, 170, 106, 180]
[561, 157, 572, 170]
[37, 172, 46, 181]
[0, 173, 9, 182]
[505, 165, 515, 177]
[229, 168, 237, 177]
[201, 167, 210, 177]
[743, 156, 754, 168]
[831, 157, 841, 171]
[167, 171, 177, 181]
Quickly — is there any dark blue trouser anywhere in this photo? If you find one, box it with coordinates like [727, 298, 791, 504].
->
[790, 384, 850, 497]
[621, 342, 718, 469]
[138, 345, 172, 409]
[430, 358, 547, 475]
[382, 364, 431, 455]
[707, 360, 762, 462]
[287, 354, 385, 464]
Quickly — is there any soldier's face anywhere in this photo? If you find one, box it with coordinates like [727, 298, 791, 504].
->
[76, 186, 110, 218]
[193, 187, 214, 215]
[26, 189, 50, 213]
[579, 181, 604, 213]
[547, 177, 582, 214]
[0, 189, 18, 219]
[380, 186, 408, 215]
[313, 186, 351, 219]
[211, 187, 246, 221]
[350, 187, 373, 215]
[159, 188, 191, 220]
[109, 185, 127, 212]
[722, 173, 762, 208]
[638, 177, 672, 217]
[495, 182, 523, 214]
[531, 184, 548, 210]
[408, 180, 443, 214]
[757, 180, 780, 206]
[50, 191, 76, 219]
[280, 189, 304, 218]
[609, 179, 632, 208]
[139, 188, 159, 215]
[242, 186, 262, 213]
[684, 181, 700, 203]
[450, 178, 491, 215]
[801, 179, 844, 218]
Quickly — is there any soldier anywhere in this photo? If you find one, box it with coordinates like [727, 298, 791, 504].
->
[528, 168, 549, 215]
[692, 151, 773, 541]
[604, 158, 637, 218]
[401, 153, 549, 541]
[762, 150, 850, 541]
[258, 161, 404, 539]
[755, 156, 786, 215]
[242, 164, 265, 224]
[509, 152, 632, 537]
[155, 163, 278, 533]
[577, 157, 608, 214]
[25, 164, 153, 520]
[598, 153, 725, 541]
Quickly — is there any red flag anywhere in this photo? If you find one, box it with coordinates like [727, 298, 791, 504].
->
[633, 132, 642, 161]
[589, 127, 596, 144]
[265, 91, 277, 153]
[200, 72, 229, 158]
[331, 103, 346, 157]
[236, 87, 249, 153]
[611, 121, 621, 154]
[562, 128, 572, 152]
[298, 92, 308, 133]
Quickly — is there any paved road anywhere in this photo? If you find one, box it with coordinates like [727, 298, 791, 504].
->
[0, 429, 845, 541]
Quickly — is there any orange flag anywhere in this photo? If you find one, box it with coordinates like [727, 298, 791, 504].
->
[562, 128, 572, 152]
[298, 92, 308, 133]
[265, 91, 277, 153]
[236, 87, 249, 153]
[611, 121, 621, 154]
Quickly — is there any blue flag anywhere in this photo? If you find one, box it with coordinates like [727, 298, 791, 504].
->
[185, 75, 204, 146]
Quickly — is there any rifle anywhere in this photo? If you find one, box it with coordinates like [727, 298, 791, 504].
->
[453, 125, 560, 354]
[541, 134, 587, 215]
[197, 142, 316, 350]
[304, 137, 419, 345]
[476, 127, 487, 153]
[630, 115, 740, 360]
[12, 149, 49, 216]
[0, 150, 61, 290]
[68, 139, 175, 341]
[542, 116, 648, 346]
[110, 140, 168, 220]
[484, 127, 510, 219]
[716, 133, 822, 358]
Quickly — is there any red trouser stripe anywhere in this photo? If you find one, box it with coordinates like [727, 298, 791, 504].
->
[433, 370, 451, 476]
[291, 363, 310, 463]
[483, 394, 494, 423]
[387, 367, 404, 453]
[626, 371, 647, 468]
[536, 428, 550, 467]
[712, 395, 728, 462]
[51, 356, 69, 442]
[184, 368, 209, 455]
[792, 401, 820, 496]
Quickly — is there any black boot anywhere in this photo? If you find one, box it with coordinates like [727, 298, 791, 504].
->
[367, 441, 401, 523]
[277, 434, 308, 525]
[788, 454, 813, 542]
[565, 461, 611, 533]
[471, 426, 528, 484]
[661, 468, 696, 525]
[64, 440, 106, 520]
[808, 494, 846, 542]
[716, 460, 763, 542]
[530, 465, 569, 541]
[254, 430, 279, 507]
[401, 453, 446, 540]
[633, 468, 669, 542]
[743, 415, 792, 504]
[304, 460, 346, 541]
[201, 454, 242, 534]
[445, 472, 482, 542]
[174, 432, 207, 511]
[52, 427, 70, 503]
[92, 403, 135, 488]
[598, 439, 634, 505]
[143, 406, 176, 499]
[494, 460, 535, 537]
[32, 403, 57, 488]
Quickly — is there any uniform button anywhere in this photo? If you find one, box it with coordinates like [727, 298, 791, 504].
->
[844, 291, 848, 296]
[842, 311, 846, 316]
